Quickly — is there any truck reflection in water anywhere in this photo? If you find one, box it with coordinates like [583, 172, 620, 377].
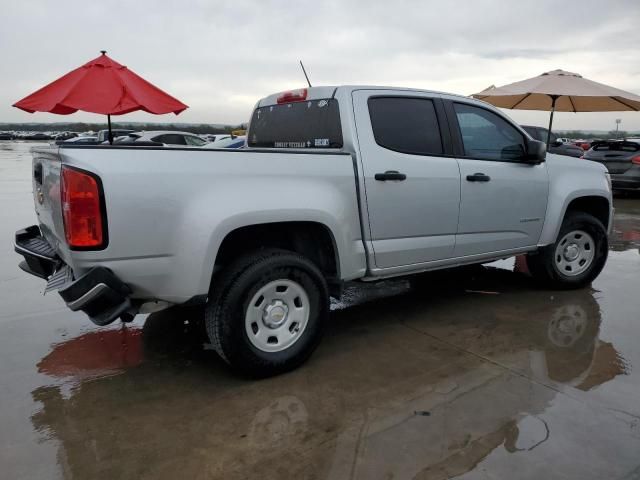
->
[30, 265, 628, 480]
[610, 199, 640, 253]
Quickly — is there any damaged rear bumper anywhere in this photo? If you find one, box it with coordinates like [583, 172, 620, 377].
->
[15, 225, 132, 326]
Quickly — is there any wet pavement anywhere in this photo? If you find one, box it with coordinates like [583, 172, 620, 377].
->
[1, 141, 640, 479]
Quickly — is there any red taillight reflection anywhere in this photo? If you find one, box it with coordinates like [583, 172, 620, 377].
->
[277, 88, 308, 104]
[632, 155, 640, 165]
[61, 166, 105, 248]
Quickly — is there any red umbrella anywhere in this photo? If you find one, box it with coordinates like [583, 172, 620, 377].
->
[37, 325, 144, 380]
[13, 51, 188, 143]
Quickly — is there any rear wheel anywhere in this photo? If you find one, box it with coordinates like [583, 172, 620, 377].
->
[527, 212, 608, 289]
[205, 249, 328, 377]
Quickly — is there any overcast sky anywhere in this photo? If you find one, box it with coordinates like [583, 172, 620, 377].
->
[3, 0, 639, 131]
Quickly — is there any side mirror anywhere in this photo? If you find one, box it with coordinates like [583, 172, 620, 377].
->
[524, 139, 546, 164]
[553, 139, 563, 146]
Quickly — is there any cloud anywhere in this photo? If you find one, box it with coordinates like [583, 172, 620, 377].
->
[2, 0, 639, 130]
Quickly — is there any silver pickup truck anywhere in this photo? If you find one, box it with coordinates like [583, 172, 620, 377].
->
[15, 85, 613, 376]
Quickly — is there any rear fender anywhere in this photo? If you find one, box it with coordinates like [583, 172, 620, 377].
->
[174, 180, 367, 298]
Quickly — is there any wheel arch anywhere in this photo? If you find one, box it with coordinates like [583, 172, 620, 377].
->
[211, 221, 342, 295]
[565, 196, 610, 229]
[539, 192, 612, 246]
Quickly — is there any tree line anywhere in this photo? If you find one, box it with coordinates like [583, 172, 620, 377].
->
[0, 122, 247, 134]
[556, 130, 639, 139]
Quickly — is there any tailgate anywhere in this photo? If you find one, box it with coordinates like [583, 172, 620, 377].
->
[31, 146, 68, 260]
[586, 141, 639, 174]
[594, 153, 633, 174]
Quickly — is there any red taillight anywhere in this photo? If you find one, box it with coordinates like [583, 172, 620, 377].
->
[61, 166, 105, 249]
[276, 88, 307, 104]
[632, 155, 640, 165]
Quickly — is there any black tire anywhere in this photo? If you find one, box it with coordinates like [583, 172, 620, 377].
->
[205, 249, 329, 377]
[526, 212, 608, 289]
[164, 304, 208, 341]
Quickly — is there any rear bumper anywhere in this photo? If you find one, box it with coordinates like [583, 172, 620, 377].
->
[14, 226, 60, 279]
[15, 225, 132, 326]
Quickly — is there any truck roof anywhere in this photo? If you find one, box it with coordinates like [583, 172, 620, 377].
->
[256, 85, 473, 107]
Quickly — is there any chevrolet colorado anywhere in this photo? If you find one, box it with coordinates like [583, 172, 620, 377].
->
[15, 86, 613, 376]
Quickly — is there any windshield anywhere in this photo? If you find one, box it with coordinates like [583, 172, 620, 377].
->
[185, 135, 207, 146]
[248, 98, 343, 148]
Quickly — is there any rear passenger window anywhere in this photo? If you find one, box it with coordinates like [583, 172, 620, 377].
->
[368, 97, 443, 155]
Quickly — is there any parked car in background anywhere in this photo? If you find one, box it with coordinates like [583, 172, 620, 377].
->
[207, 135, 246, 148]
[62, 136, 99, 145]
[115, 131, 209, 147]
[0, 132, 15, 140]
[521, 126, 584, 158]
[54, 132, 78, 142]
[24, 133, 53, 141]
[203, 134, 231, 143]
[583, 140, 640, 192]
[96, 129, 135, 143]
[574, 139, 598, 150]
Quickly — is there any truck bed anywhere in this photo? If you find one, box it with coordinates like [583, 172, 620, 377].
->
[31, 145, 367, 304]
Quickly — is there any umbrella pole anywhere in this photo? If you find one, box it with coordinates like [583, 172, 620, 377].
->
[546, 95, 559, 151]
[107, 114, 113, 145]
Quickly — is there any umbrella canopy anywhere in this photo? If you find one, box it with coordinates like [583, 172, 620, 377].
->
[472, 69, 640, 148]
[13, 51, 187, 142]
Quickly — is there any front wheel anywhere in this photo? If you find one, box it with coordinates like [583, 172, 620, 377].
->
[205, 249, 329, 377]
[526, 212, 608, 289]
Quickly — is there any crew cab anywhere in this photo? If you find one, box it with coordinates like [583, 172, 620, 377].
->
[15, 86, 613, 376]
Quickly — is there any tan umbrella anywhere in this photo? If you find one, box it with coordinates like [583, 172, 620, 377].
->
[472, 69, 640, 148]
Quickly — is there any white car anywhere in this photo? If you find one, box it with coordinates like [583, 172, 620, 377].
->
[62, 136, 98, 144]
[114, 130, 208, 147]
[206, 136, 246, 148]
[203, 134, 231, 143]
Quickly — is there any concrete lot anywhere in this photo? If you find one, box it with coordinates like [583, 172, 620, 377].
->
[1, 141, 640, 479]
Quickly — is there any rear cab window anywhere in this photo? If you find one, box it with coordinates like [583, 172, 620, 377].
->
[248, 99, 343, 148]
[367, 96, 443, 155]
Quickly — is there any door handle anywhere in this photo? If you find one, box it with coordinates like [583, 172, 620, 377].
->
[466, 172, 491, 182]
[375, 170, 407, 181]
